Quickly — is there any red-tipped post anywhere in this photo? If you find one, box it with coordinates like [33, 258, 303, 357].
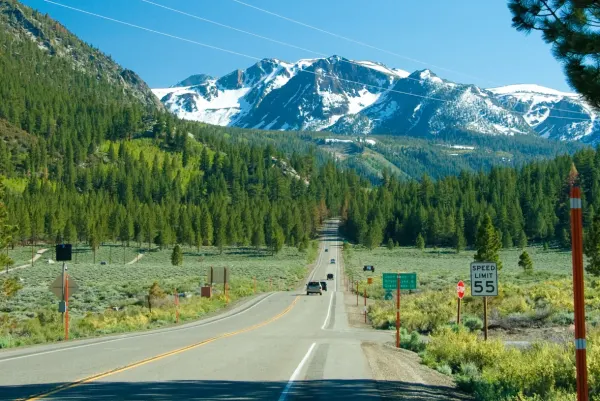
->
[570, 186, 589, 401]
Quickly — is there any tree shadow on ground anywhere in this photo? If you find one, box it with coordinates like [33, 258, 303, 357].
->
[1, 379, 473, 401]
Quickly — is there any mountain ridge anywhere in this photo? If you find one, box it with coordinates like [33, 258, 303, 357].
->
[154, 56, 599, 144]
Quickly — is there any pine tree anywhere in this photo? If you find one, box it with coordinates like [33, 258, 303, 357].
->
[171, 244, 183, 266]
[0, 180, 14, 271]
[148, 281, 165, 312]
[518, 250, 533, 274]
[273, 226, 285, 254]
[474, 214, 503, 270]
[1, 277, 22, 300]
[252, 225, 265, 250]
[454, 228, 466, 254]
[387, 238, 394, 250]
[502, 228, 513, 249]
[585, 215, 600, 276]
[365, 220, 384, 250]
[201, 209, 213, 246]
[89, 230, 100, 264]
[415, 233, 425, 251]
[518, 230, 528, 250]
[509, 1, 600, 109]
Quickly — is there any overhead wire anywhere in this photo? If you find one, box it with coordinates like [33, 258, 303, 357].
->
[43, 0, 593, 122]
[230, 0, 501, 86]
[143, 0, 593, 119]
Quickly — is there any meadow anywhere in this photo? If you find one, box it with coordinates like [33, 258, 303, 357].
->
[0, 241, 318, 348]
[344, 244, 600, 400]
[343, 244, 600, 334]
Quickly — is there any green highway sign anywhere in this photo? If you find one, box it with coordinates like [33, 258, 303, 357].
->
[382, 273, 417, 290]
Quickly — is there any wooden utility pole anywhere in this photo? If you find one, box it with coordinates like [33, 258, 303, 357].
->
[570, 186, 589, 401]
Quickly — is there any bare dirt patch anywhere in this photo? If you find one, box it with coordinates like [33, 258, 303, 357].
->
[362, 342, 473, 401]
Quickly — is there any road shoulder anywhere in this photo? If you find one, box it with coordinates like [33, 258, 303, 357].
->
[362, 342, 473, 401]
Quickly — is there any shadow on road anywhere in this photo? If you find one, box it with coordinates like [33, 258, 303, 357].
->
[1, 379, 472, 401]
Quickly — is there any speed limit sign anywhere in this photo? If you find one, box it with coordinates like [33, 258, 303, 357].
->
[470, 262, 498, 297]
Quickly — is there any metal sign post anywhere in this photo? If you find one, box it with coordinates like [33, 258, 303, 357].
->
[381, 273, 417, 349]
[470, 262, 498, 340]
[396, 274, 401, 348]
[457, 280, 465, 325]
[65, 270, 69, 341]
[175, 289, 180, 324]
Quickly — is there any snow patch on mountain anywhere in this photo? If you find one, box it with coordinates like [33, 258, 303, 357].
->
[489, 84, 579, 98]
[352, 60, 409, 78]
[155, 55, 600, 144]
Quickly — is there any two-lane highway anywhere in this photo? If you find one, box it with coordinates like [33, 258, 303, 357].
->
[0, 220, 389, 400]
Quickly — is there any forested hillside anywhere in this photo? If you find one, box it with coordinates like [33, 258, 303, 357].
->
[0, 0, 361, 252]
[341, 145, 600, 250]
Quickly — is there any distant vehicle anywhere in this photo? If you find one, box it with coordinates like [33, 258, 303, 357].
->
[363, 265, 375, 272]
[320, 281, 328, 291]
[327, 273, 334, 280]
[330, 258, 335, 264]
[306, 281, 323, 295]
[325, 248, 329, 252]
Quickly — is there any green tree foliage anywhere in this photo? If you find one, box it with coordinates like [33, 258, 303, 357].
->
[474, 214, 503, 271]
[415, 233, 425, 251]
[0, 179, 14, 270]
[518, 250, 533, 274]
[1, 276, 22, 299]
[509, 0, 600, 109]
[585, 215, 600, 276]
[387, 238, 394, 250]
[148, 281, 165, 312]
[171, 244, 183, 266]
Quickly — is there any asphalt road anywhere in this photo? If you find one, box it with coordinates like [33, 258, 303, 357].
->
[0, 221, 392, 401]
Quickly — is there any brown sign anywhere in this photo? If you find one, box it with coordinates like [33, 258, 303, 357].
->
[209, 267, 229, 284]
[49, 274, 79, 299]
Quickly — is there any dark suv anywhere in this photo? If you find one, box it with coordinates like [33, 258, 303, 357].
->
[320, 281, 328, 291]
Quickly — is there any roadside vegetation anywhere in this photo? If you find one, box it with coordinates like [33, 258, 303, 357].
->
[0, 241, 318, 349]
[344, 243, 600, 400]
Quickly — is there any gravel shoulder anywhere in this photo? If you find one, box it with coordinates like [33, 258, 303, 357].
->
[362, 342, 473, 401]
[341, 255, 472, 401]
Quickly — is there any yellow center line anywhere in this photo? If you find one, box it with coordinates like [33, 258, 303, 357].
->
[19, 296, 300, 401]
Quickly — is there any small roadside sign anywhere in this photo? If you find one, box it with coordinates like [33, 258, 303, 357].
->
[457, 280, 465, 299]
[384, 290, 393, 300]
[382, 273, 417, 290]
[470, 262, 498, 297]
[367, 277, 373, 284]
[49, 274, 79, 299]
[55, 244, 72, 261]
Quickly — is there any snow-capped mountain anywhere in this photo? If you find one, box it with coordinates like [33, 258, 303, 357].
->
[153, 56, 600, 144]
[489, 84, 598, 142]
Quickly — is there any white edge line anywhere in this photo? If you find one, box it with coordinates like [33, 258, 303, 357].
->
[321, 291, 334, 330]
[278, 342, 317, 401]
[0, 293, 276, 363]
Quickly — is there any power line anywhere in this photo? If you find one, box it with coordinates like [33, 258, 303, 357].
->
[139, 0, 426, 85]
[230, 0, 501, 86]
[42, 0, 593, 122]
[141, 0, 592, 118]
[43, 0, 259, 61]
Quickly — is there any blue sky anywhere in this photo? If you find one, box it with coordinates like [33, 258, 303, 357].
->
[21, 0, 572, 91]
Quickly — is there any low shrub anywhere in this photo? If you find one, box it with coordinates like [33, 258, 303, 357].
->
[420, 326, 600, 400]
[435, 364, 453, 376]
[462, 315, 484, 332]
[399, 328, 426, 353]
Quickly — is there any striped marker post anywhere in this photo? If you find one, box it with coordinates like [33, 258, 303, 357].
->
[570, 186, 588, 401]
